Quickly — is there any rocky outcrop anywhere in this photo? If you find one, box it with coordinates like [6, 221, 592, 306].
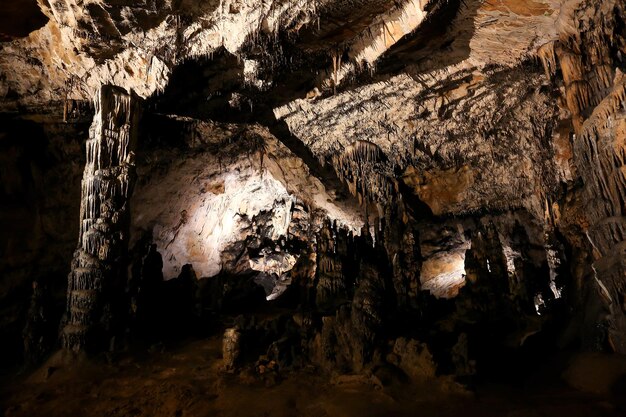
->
[222, 327, 242, 371]
[387, 337, 436, 381]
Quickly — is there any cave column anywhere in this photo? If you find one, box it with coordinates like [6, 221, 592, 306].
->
[62, 85, 142, 352]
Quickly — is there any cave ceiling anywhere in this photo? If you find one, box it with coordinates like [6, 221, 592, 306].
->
[0, 0, 567, 214]
[0, 0, 561, 107]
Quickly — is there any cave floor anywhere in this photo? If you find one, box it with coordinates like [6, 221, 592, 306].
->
[1, 336, 623, 417]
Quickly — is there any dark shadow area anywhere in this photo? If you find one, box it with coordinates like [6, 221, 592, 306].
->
[0, 0, 48, 42]
[374, 0, 481, 78]
[0, 114, 88, 373]
[148, 49, 246, 119]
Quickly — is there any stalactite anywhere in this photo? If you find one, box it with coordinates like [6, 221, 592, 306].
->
[537, 41, 557, 80]
[549, 0, 626, 352]
[332, 140, 395, 207]
[62, 85, 142, 352]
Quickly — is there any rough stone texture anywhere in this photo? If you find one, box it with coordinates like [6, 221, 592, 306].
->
[131, 117, 364, 281]
[388, 337, 436, 381]
[0, 0, 321, 108]
[0, 0, 562, 109]
[2, 0, 626, 372]
[63, 85, 142, 352]
[276, 65, 562, 218]
[222, 327, 242, 371]
[536, 0, 626, 352]
[419, 224, 469, 299]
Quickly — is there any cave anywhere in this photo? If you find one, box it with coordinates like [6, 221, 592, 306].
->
[2, 0, 626, 416]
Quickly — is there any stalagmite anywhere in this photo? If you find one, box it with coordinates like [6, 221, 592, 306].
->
[62, 85, 142, 352]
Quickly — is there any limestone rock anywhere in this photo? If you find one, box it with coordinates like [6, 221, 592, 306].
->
[388, 337, 436, 381]
[222, 327, 242, 371]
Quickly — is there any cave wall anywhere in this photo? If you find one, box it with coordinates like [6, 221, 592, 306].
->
[117, 100, 567, 375]
[535, 0, 626, 352]
[0, 111, 88, 367]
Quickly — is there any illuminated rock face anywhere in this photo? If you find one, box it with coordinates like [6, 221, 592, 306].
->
[130, 119, 364, 283]
[146, 168, 299, 279]
[0, 0, 562, 109]
[63, 85, 141, 351]
[276, 68, 562, 218]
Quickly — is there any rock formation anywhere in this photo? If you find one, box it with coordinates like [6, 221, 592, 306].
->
[1, 1, 626, 413]
[63, 85, 141, 351]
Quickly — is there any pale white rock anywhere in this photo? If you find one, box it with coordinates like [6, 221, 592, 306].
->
[131, 121, 364, 279]
[152, 169, 295, 278]
[249, 252, 299, 276]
